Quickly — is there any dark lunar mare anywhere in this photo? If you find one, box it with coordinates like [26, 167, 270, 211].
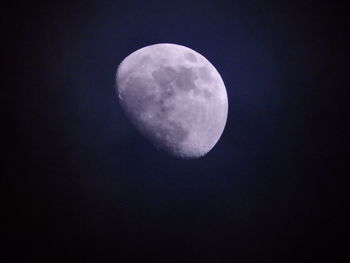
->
[119, 70, 190, 156]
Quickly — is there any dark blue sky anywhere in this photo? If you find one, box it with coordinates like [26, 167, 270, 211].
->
[5, 0, 348, 261]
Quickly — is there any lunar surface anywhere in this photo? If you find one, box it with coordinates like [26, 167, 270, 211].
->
[116, 43, 228, 158]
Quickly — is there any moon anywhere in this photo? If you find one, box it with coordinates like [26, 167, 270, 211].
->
[116, 43, 228, 158]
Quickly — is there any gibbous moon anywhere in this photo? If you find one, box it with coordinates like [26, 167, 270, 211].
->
[116, 43, 228, 158]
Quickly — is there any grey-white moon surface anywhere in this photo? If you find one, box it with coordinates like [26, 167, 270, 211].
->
[116, 43, 228, 158]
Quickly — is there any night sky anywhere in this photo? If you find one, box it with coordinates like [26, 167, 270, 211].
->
[5, 0, 348, 261]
